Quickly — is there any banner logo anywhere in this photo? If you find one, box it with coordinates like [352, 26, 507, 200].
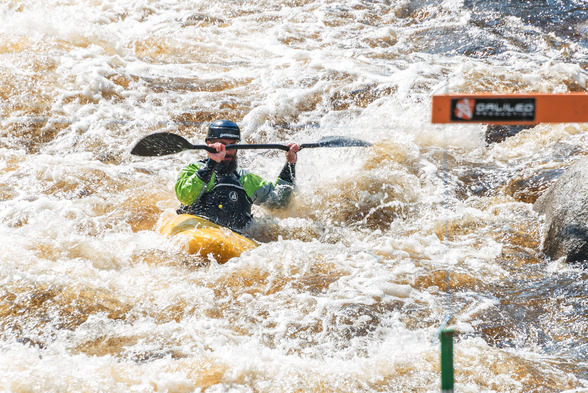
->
[450, 97, 536, 122]
[454, 98, 475, 120]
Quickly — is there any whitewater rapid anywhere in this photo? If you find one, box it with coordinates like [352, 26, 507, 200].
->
[1, 0, 587, 392]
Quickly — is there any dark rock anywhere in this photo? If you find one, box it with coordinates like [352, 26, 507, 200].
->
[534, 159, 588, 264]
[485, 125, 533, 144]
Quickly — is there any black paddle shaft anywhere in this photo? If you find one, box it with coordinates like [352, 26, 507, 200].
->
[130, 132, 371, 157]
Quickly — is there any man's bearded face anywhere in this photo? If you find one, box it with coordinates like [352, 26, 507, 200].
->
[217, 154, 238, 174]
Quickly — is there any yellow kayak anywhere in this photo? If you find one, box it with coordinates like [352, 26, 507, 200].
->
[159, 214, 258, 263]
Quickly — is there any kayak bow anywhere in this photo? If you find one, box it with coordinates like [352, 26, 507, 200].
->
[159, 214, 258, 263]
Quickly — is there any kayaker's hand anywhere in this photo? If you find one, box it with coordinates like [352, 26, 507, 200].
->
[208, 142, 227, 163]
[286, 143, 300, 163]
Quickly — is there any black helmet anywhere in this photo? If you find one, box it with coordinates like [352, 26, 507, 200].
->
[206, 120, 241, 142]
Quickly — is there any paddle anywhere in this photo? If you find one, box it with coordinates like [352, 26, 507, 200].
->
[130, 132, 372, 156]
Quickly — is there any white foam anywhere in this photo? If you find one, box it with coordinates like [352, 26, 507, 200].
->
[1, 0, 587, 390]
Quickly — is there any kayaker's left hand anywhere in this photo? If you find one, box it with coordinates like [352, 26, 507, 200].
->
[286, 143, 300, 163]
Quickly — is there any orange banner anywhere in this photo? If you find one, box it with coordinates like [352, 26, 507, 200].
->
[432, 93, 588, 124]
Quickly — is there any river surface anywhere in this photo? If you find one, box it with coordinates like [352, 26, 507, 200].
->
[1, 1, 587, 392]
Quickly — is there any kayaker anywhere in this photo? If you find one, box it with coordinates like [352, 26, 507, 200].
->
[175, 119, 300, 231]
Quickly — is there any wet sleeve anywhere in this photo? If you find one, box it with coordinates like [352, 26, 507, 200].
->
[278, 162, 296, 184]
[196, 159, 218, 184]
[174, 160, 218, 206]
[241, 170, 295, 209]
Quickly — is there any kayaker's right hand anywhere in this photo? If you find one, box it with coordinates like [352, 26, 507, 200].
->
[208, 142, 227, 163]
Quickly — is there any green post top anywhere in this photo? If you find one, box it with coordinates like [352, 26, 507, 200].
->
[440, 328, 454, 393]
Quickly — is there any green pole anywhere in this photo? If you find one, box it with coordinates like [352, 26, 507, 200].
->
[440, 328, 454, 393]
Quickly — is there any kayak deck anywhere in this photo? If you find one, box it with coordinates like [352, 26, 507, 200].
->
[159, 214, 258, 263]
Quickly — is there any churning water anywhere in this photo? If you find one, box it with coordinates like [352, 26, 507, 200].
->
[1, 0, 587, 392]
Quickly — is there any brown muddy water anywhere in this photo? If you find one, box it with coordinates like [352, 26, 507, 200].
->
[1, 0, 587, 392]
